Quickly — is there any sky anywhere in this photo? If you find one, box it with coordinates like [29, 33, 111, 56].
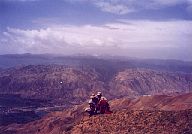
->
[0, 0, 192, 61]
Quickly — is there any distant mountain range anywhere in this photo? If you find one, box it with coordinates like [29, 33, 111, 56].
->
[0, 53, 192, 73]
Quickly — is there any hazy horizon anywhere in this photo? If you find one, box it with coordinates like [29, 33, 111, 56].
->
[1, 52, 192, 63]
[1, 0, 192, 61]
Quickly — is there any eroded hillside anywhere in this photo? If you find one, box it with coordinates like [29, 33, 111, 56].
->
[109, 69, 192, 97]
[0, 65, 105, 106]
[1, 65, 192, 105]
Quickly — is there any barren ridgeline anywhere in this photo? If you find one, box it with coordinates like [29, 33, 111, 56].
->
[1, 93, 192, 134]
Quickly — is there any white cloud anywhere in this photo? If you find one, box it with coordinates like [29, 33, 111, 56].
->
[1, 20, 192, 58]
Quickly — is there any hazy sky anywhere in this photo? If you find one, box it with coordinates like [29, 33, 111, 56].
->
[0, 0, 192, 60]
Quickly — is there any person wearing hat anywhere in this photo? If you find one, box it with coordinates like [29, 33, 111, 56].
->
[85, 99, 95, 117]
[91, 94, 99, 105]
[96, 92, 106, 113]
[88, 94, 98, 115]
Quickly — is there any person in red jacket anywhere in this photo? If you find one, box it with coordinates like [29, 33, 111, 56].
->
[98, 96, 112, 114]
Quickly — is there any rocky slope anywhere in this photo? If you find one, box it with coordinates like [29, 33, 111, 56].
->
[110, 93, 192, 111]
[1, 93, 192, 134]
[2, 110, 191, 134]
[73, 110, 192, 134]
[109, 68, 192, 98]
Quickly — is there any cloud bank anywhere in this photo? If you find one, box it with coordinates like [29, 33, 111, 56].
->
[1, 20, 192, 60]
